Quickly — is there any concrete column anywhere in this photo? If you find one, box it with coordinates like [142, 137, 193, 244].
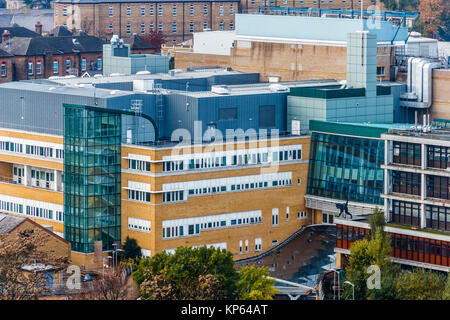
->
[23, 165, 30, 187]
[420, 203, 426, 229]
[54, 170, 62, 192]
[421, 143, 426, 170]
[384, 168, 390, 221]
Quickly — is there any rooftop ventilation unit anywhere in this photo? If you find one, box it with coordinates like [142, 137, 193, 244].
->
[269, 84, 289, 92]
[136, 70, 151, 75]
[168, 69, 183, 76]
[110, 73, 124, 77]
[211, 85, 230, 95]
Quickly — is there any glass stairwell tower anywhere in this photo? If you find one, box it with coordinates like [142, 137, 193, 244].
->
[63, 104, 122, 253]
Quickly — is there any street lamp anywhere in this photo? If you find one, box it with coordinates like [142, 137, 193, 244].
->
[331, 268, 341, 300]
[344, 281, 355, 300]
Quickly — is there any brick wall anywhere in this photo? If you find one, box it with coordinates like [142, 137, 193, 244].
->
[54, 1, 239, 44]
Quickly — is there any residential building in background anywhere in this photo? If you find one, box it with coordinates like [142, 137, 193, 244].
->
[52, 0, 240, 44]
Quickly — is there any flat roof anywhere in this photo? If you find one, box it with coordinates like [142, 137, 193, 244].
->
[0, 81, 133, 98]
[179, 79, 340, 97]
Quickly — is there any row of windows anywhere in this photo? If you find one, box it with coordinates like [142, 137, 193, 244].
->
[162, 149, 302, 172]
[255, 0, 363, 5]
[0, 199, 63, 222]
[128, 159, 150, 172]
[391, 200, 420, 227]
[128, 217, 151, 233]
[239, 238, 262, 253]
[162, 190, 184, 203]
[162, 210, 262, 239]
[119, 20, 234, 34]
[107, 3, 234, 18]
[425, 205, 450, 232]
[392, 141, 421, 167]
[127, 189, 151, 203]
[0, 140, 64, 160]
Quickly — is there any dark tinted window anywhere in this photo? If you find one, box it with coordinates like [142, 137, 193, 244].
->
[218, 107, 237, 121]
[259, 105, 276, 128]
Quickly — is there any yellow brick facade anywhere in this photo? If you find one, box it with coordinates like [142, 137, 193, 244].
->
[0, 126, 312, 267]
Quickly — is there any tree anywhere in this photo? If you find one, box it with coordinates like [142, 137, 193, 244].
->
[69, 267, 130, 300]
[120, 237, 142, 261]
[0, 230, 69, 300]
[24, 0, 51, 9]
[443, 276, 450, 300]
[418, 0, 444, 38]
[343, 207, 393, 300]
[395, 268, 447, 300]
[133, 246, 239, 300]
[142, 31, 167, 52]
[236, 266, 279, 300]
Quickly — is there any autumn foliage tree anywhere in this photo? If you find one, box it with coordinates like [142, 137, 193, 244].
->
[0, 229, 69, 300]
[418, 0, 444, 38]
[142, 31, 167, 52]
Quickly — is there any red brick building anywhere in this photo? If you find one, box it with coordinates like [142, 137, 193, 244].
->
[53, 0, 240, 44]
[0, 49, 14, 83]
[0, 28, 105, 80]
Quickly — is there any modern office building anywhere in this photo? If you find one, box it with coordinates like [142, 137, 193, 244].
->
[304, 120, 409, 225]
[335, 122, 450, 272]
[0, 70, 333, 268]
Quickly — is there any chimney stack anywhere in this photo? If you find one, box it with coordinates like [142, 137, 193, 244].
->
[2, 30, 10, 45]
[35, 21, 42, 35]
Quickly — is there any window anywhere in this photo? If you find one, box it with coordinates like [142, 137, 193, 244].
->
[1, 62, 7, 77]
[109, 5, 113, 17]
[203, 4, 208, 16]
[141, 5, 145, 16]
[158, 4, 163, 16]
[219, 4, 223, 16]
[255, 238, 262, 251]
[259, 105, 276, 128]
[286, 206, 290, 221]
[189, 21, 194, 33]
[63, 5, 67, 16]
[126, 22, 131, 34]
[65, 58, 71, 73]
[219, 21, 224, 31]
[158, 22, 163, 32]
[172, 21, 177, 33]
[53, 59, 59, 74]
[189, 4, 194, 16]
[149, 4, 154, 16]
[392, 200, 420, 227]
[27, 60, 33, 75]
[229, 21, 234, 30]
[128, 189, 151, 203]
[230, 4, 234, 15]
[272, 208, 279, 226]
[377, 66, 385, 76]
[126, 6, 131, 17]
[141, 22, 145, 34]
[97, 57, 102, 70]
[203, 21, 208, 30]
[239, 240, 243, 253]
[218, 107, 237, 121]
[245, 239, 248, 252]
[81, 57, 87, 71]
[172, 4, 177, 16]
[108, 22, 113, 33]
[55, 6, 58, 16]
[149, 22, 154, 32]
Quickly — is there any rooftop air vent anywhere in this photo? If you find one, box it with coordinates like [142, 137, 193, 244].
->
[136, 70, 151, 75]
[211, 85, 229, 95]
[269, 84, 289, 92]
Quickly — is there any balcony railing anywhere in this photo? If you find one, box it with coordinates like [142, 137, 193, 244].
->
[0, 176, 63, 192]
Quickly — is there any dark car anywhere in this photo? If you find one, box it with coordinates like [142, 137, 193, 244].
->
[82, 273, 100, 282]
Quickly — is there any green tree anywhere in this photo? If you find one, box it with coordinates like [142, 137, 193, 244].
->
[443, 276, 450, 300]
[132, 246, 239, 300]
[236, 266, 279, 300]
[120, 237, 142, 261]
[343, 207, 393, 300]
[395, 268, 447, 300]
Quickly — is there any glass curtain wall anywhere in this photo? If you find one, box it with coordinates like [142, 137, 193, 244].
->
[64, 104, 121, 253]
[307, 132, 384, 205]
